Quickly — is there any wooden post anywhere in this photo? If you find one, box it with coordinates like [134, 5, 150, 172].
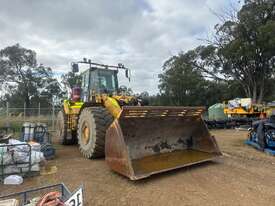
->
[52, 103, 55, 130]
[38, 102, 41, 121]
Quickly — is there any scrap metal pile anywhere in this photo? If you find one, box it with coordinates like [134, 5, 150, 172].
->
[206, 98, 267, 129]
[246, 115, 275, 154]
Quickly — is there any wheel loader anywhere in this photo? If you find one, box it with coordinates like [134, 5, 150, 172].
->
[56, 59, 222, 180]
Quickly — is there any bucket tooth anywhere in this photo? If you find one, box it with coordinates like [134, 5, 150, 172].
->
[105, 106, 222, 180]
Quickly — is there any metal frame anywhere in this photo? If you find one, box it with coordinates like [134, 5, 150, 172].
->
[0, 143, 32, 181]
[0, 183, 71, 205]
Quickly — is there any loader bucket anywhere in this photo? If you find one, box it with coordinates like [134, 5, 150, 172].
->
[105, 106, 222, 180]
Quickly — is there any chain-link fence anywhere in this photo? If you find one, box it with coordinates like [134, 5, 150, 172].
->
[0, 103, 61, 133]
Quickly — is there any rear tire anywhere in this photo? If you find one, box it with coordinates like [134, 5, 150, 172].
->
[77, 107, 113, 158]
[56, 110, 77, 145]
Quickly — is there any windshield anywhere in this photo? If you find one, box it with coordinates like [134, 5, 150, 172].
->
[98, 70, 117, 93]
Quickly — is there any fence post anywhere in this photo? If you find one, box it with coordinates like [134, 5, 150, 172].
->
[23, 102, 26, 122]
[38, 102, 41, 121]
[6, 102, 9, 118]
[52, 104, 55, 130]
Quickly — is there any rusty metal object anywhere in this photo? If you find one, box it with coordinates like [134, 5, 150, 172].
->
[105, 106, 222, 180]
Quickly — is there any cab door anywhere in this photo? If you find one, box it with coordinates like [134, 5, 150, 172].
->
[81, 70, 90, 102]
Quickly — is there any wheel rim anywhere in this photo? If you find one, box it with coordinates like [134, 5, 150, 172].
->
[82, 122, 90, 145]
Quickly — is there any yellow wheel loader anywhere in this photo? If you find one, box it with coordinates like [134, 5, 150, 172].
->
[56, 59, 222, 180]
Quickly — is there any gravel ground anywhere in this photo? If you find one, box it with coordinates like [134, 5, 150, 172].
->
[1, 129, 275, 206]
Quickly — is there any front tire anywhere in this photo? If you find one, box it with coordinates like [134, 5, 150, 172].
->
[77, 107, 113, 158]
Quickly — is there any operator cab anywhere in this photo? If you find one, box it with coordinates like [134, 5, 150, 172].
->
[81, 68, 119, 101]
[72, 59, 130, 103]
[97, 69, 118, 94]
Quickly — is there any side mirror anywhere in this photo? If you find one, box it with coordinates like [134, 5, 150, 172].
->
[72, 63, 79, 73]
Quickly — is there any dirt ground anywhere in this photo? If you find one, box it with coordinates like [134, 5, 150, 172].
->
[2, 129, 275, 205]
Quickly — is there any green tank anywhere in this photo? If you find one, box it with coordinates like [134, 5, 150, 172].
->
[208, 103, 227, 121]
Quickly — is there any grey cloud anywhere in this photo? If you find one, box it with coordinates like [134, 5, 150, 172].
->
[0, 0, 241, 94]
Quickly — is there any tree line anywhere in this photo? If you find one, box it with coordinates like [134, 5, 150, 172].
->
[1, 1, 275, 109]
[156, 0, 275, 106]
[0, 44, 74, 109]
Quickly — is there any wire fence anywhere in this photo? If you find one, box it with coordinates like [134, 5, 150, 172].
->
[0, 103, 61, 133]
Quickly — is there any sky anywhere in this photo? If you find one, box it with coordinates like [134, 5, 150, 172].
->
[0, 0, 242, 94]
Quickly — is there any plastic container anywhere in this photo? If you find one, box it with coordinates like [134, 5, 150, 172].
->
[22, 123, 36, 142]
[208, 103, 228, 121]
